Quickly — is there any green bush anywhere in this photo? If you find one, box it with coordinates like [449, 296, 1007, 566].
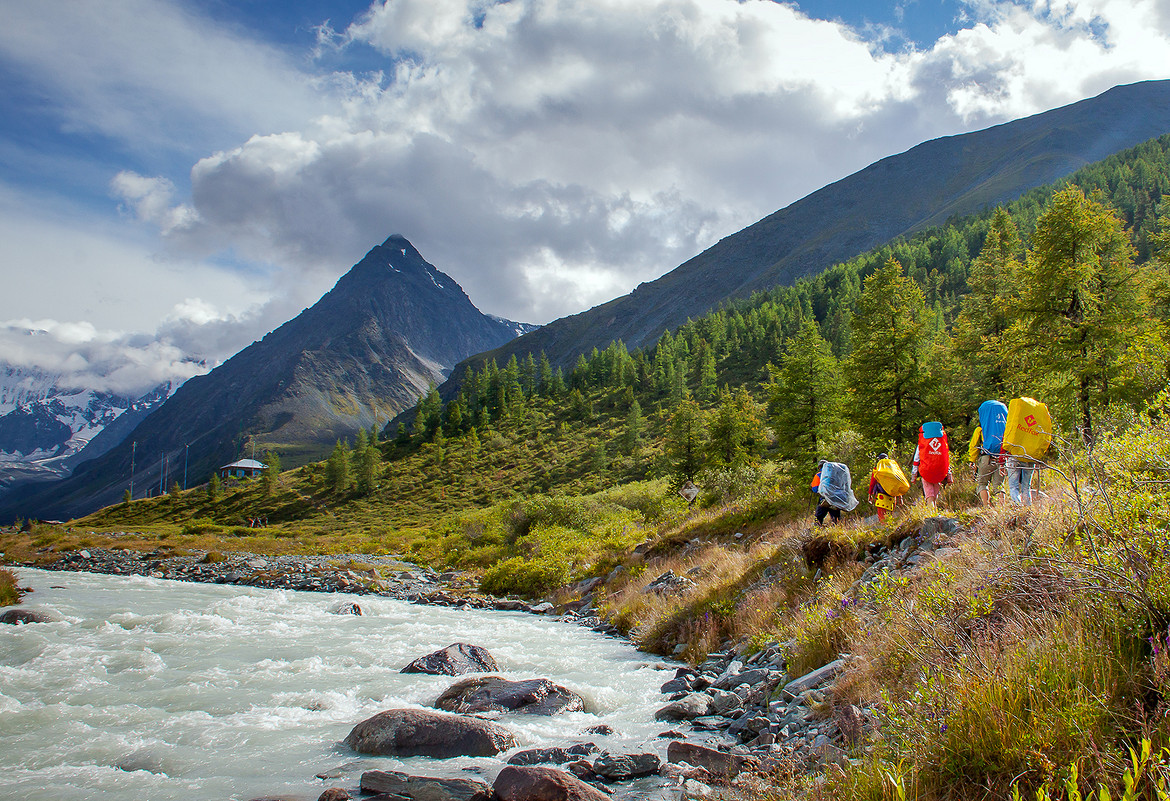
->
[0, 568, 19, 606]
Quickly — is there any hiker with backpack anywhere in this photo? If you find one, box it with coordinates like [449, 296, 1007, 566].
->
[868, 453, 910, 522]
[911, 421, 952, 501]
[813, 460, 858, 526]
[973, 400, 1008, 506]
[1002, 397, 1052, 506]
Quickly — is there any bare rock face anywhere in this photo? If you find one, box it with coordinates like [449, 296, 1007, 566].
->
[434, 676, 586, 716]
[360, 769, 491, 801]
[344, 708, 517, 758]
[401, 643, 499, 676]
[492, 765, 611, 801]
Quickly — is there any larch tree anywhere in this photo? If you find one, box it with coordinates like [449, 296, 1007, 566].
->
[952, 207, 1023, 399]
[705, 386, 769, 468]
[766, 319, 843, 469]
[665, 397, 707, 484]
[1014, 187, 1147, 441]
[845, 257, 931, 446]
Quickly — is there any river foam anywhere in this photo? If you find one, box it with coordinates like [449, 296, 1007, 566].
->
[0, 568, 674, 800]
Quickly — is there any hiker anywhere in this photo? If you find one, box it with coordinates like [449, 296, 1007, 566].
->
[868, 452, 909, 523]
[814, 461, 859, 526]
[911, 421, 952, 502]
[1001, 397, 1052, 507]
[974, 400, 1008, 506]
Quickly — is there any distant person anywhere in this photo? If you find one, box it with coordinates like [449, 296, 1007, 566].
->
[911, 422, 952, 502]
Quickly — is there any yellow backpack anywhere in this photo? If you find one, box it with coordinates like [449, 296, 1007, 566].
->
[873, 458, 911, 497]
[1002, 397, 1052, 460]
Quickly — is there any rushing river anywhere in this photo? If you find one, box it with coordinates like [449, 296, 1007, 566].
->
[0, 568, 677, 801]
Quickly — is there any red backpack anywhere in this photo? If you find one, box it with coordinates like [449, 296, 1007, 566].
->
[917, 422, 950, 484]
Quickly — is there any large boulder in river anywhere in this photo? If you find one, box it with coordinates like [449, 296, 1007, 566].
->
[344, 708, 517, 757]
[435, 676, 586, 716]
[401, 643, 499, 675]
[493, 765, 611, 801]
[0, 607, 59, 625]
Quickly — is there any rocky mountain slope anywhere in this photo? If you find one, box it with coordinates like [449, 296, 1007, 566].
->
[0, 365, 172, 492]
[1, 236, 532, 522]
[440, 79, 1170, 397]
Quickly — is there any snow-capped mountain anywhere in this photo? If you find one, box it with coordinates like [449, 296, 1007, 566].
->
[0, 365, 174, 482]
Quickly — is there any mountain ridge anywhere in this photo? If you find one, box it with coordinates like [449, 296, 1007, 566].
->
[438, 79, 1170, 399]
[0, 236, 531, 521]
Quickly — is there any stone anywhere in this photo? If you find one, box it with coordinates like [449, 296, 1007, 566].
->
[780, 658, 846, 698]
[712, 668, 771, 691]
[683, 779, 714, 799]
[508, 744, 597, 766]
[318, 790, 350, 801]
[653, 693, 711, 721]
[644, 571, 696, 596]
[492, 765, 611, 801]
[590, 752, 661, 780]
[401, 643, 499, 676]
[529, 602, 555, 614]
[360, 770, 491, 801]
[659, 675, 694, 694]
[434, 676, 586, 716]
[920, 517, 961, 537]
[331, 602, 362, 615]
[344, 708, 517, 757]
[666, 742, 757, 779]
[708, 689, 743, 716]
[0, 607, 59, 624]
[583, 724, 613, 735]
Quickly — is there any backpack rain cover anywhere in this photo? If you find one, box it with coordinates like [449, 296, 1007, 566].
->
[817, 461, 859, 511]
[917, 422, 950, 484]
[978, 400, 1008, 454]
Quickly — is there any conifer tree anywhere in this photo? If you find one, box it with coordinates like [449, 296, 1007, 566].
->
[326, 440, 351, 493]
[845, 257, 931, 445]
[705, 386, 768, 468]
[1014, 187, 1149, 440]
[665, 397, 706, 484]
[208, 473, 221, 501]
[262, 450, 281, 496]
[952, 207, 1023, 397]
[766, 320, 842, 467]
[415, 386, 442, 441]
[623, 398, 644, 455]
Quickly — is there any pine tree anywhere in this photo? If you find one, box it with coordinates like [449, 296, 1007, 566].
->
[326, 440, 351, 493]
[623, 398, 644, 455]
[766, 320, 843, 467]
[1014, 187, 1149, 440]
[665, 397, 707, 484]
[845, 257, 931, 445]
[358, 437, 380, 493]
[262, 450, 281, 496]
[122, 488, 132, 505]
[952, 207, 1023, 397]
[415, 386, 442, 441]
[208, 473, 221, 501]
[705, 386, 768, 468]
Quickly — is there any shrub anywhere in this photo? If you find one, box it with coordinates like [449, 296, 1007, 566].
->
[0, 568, 19, 606]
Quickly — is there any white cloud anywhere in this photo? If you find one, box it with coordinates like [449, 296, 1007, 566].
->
[0, 0, 331, 155]
[5, 0, 1170, 400]
[0, 319, 208, 397]
[106, 0, 1169, 327]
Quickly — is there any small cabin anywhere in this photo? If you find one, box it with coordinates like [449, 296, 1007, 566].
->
[217, 458, 268, 480]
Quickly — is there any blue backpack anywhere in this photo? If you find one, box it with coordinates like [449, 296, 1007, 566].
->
[978, 400, 1008, 454]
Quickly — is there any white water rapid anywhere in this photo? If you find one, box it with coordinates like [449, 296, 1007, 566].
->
[0, 568, 678, 800]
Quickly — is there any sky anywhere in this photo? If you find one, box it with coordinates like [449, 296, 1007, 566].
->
[2, 0, 1170, 397]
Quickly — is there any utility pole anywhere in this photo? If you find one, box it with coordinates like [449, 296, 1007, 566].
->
[159, 453, 164, 496]
[183, 443, 189, 490]
[129, 441, 136, 499]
